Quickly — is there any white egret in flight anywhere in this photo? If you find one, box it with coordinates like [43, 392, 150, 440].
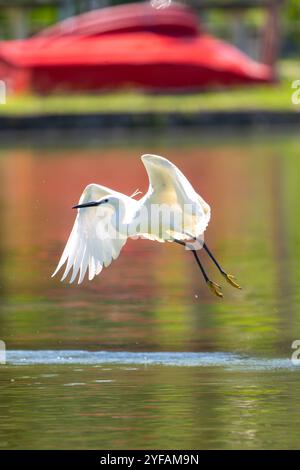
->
[53, 154, 241, 297]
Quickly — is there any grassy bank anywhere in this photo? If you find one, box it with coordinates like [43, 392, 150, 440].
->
[1, 60, 299, 116]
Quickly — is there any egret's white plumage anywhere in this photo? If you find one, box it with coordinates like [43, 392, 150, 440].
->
[53, 154, 235, 294]
[136, 154, 210, 241]
[52, 183, 139, 283]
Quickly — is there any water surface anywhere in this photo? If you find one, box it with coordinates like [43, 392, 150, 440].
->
[0, 131, 300, 449]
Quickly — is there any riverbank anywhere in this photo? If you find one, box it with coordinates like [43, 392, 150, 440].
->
[0, 61, 298, 130]
[0, 109, 299, 132]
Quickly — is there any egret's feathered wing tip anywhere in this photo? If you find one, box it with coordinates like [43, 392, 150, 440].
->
[140, 153, 211, 239]
[141, 154, 170, 166]
[51, 268, 59, 278]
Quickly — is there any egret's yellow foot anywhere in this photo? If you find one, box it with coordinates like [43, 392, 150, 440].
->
[222, 273, 241, 289]
[207, 280, 223, 298]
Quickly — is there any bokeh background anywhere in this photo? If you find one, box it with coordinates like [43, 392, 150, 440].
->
[0, 0, 300, 451]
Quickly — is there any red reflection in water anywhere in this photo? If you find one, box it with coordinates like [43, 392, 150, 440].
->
[1, 147, 250, 244]
[0, 145, 252, 304]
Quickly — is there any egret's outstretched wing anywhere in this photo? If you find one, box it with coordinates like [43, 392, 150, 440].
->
[52, 184, 130, 284]
[141, 154, 211, 239]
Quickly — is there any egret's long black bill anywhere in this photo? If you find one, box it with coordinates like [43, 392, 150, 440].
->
[72, 201, 100, 209]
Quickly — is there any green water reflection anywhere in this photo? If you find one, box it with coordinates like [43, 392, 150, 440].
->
[1, 364, 300, 449]
[0, 131, 300, 449]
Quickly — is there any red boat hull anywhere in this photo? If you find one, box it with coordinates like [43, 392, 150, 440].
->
[0, 3, 273, 94]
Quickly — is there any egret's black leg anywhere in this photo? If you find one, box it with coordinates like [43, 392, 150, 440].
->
[191, 250, 209, 282]
[174, 240, 223, 298]
[203, 243, 224, 274]
[203, 242, 241, 289]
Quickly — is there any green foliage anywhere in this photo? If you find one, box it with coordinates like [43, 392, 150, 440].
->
[0, 76, 297, 116]
[283, 0, 300, 52]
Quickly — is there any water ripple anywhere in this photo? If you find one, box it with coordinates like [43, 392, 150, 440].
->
[5, 350, 300, 371]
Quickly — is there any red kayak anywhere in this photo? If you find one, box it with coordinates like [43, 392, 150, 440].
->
[37, 2, 199, 39]
[0, 2, 273, 93]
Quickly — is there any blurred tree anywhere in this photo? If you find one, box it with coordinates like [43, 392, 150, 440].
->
[283, 0, 300, 55]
